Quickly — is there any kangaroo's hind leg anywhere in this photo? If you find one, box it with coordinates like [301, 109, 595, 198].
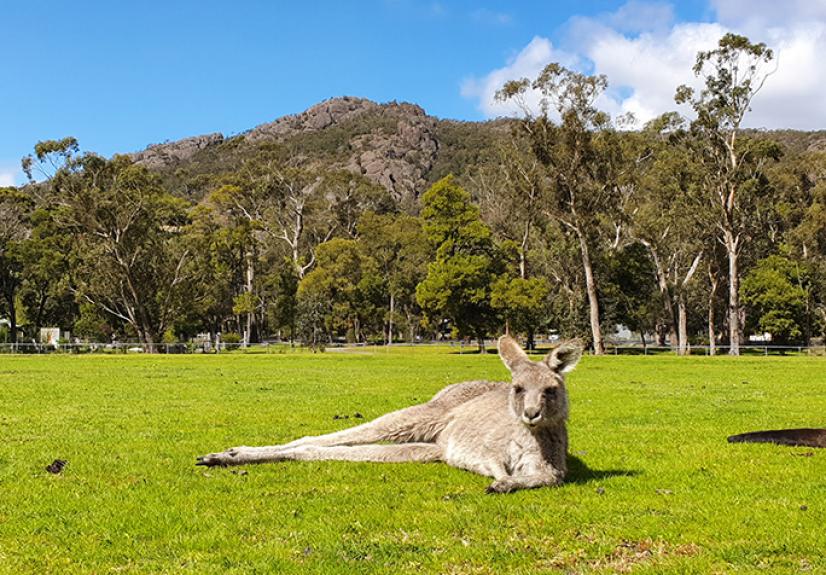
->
[196, 402, 450, 466]
[275, 381, 499, 450]
[195, 381, 503, 466]
[276, 402, 450, 449]
[197, 443, 443, 467]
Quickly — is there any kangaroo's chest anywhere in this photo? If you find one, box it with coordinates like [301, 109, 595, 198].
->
[504, 435, 545, 475]
[439, 406, 547, 478]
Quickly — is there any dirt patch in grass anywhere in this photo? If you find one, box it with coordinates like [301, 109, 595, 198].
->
[544, 539, 700, 573]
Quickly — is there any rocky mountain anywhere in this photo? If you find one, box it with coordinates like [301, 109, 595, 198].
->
[128, 96, 826, 206]
[128, 96, 506, 204]
[129, 133, 225, 170]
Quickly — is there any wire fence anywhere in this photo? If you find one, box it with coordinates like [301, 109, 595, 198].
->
[0, 341, 823, 356]
[604, 344, 824, 356]
[0, 341, 285, 355]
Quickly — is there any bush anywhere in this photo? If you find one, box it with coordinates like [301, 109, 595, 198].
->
[221, 332, 241, 344]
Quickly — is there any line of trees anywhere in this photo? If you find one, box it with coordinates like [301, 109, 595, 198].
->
[1, 34, 825, 353]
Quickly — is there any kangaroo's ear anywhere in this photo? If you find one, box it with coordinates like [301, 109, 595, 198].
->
[498, 335, 529, 372]
[545, 340, 583, 374]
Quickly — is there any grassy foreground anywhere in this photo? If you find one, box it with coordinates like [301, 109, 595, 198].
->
[0, 348, 824, 574]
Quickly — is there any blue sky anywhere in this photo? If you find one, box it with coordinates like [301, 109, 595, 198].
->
[3, 0, 825, 185]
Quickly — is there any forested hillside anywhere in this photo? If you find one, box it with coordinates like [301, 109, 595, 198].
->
[2, 34, 825, 354]
[127, 96, 509, 207]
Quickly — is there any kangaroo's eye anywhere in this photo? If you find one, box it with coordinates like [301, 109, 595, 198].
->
[544, 387, 558, 398]
[513, 386, 525, 394]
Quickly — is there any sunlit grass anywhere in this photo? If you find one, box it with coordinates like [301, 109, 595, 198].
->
[0, 349, 824, 573]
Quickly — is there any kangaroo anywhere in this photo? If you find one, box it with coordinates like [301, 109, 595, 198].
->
[196, 335, 582, 493]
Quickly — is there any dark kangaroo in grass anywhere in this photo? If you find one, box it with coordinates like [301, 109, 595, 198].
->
[197, 335, 583, 493]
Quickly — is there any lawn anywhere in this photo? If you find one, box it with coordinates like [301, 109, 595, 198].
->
[0, 347, 824, 574]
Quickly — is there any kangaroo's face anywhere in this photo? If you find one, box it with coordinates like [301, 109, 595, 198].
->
[498, 335, 582, 429]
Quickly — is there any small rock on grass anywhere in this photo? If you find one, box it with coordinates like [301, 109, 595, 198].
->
[45, 459, 67, 474]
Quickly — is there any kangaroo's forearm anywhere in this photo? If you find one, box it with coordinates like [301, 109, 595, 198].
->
[196, 446, 289, 466]
[486, 472, 563, 494]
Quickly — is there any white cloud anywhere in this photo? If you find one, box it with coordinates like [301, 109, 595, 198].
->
[607, 0, 674, 34]
[710, 0, 826, 31]
[463, 1, 826, 129]
[461, 37, 580, 118]
[586, 22, 727, 122]
[0, 169, 17, 187]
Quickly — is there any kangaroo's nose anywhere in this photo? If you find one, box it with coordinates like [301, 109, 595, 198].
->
[523, 407, 541, 421]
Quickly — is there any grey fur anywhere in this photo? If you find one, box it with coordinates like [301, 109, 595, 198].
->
[197, 335, 583, 493]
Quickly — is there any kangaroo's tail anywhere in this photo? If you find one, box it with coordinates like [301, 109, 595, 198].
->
[727, 428, 826, 448]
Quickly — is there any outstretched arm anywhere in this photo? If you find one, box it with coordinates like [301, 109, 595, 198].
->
[486, 471, 564, 494]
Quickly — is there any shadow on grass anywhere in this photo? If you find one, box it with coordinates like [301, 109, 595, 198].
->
[565, 454, 639, 485]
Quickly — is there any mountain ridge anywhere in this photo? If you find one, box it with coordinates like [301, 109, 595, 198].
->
[128, 96, 507, 204]
[126, 96, 826, 204]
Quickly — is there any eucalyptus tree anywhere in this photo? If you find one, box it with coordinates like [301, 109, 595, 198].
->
[784, 151, 826, 340]
[50, 153, 193, 351]
[416, 176, 503, 351]
[357, 211, 428, 344]
[703, 242, 728, 354]
[497, 64, 633, 354]
[297, 238, 382, 343]
[17, 205, 76, 337]
[675, 33, 779, 354]
[184, 202, 248, 339]
[0, 188, 32, 343]
[473, 136, 559, 348]
[490, 275, 550, 349]
[602, 242, 658, 349]
[205, 176, 277, 344]
[741, 253, 813, 345]
[474, 134, 546, 280]
[632, 114, 705, 354]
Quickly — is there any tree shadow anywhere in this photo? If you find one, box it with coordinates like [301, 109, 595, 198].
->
[565, 454, 639, 485]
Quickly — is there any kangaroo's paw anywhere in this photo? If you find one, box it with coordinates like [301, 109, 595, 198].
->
[196, 446, 250, 467]
[486, 479, 520, 494]
[486, 474, 562, 494]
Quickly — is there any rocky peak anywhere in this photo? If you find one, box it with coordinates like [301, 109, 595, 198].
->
[246, 96, 439, 201]
[245, 96, 380, 142]
[130, 133, 224, 170]
[129, 96, 441, 202]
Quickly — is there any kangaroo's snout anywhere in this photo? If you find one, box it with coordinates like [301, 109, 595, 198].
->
[522, 406, 542, 425]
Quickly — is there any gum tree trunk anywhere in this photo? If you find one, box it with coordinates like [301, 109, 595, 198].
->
[677, 294, 689, 356]
[387, 292, 394, 345]
[724, 230, 741, 355]
[708, 271, 718, 356]
[577, 230, 604, 355]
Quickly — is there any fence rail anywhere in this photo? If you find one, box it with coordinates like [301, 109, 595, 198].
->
[0, 341, 823, 356]
[604, 344, 823, 356]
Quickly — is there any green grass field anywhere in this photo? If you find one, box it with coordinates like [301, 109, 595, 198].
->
[1, 348, 824, 574]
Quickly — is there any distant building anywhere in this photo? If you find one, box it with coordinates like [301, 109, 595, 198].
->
[748, 332, 773, 343]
